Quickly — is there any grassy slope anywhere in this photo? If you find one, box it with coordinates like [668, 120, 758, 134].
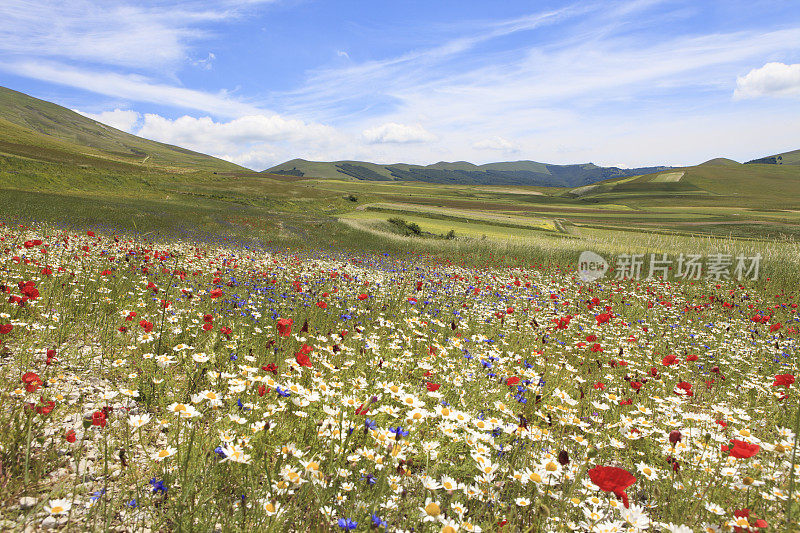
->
[0, 86, 244, 172]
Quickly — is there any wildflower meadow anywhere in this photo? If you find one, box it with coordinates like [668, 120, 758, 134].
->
[0, 221, 798, 532]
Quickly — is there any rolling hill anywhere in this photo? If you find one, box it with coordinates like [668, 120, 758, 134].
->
[266, 158, 671, 187]
[0, 85, 244, 172]
[744, 148, 800, 165]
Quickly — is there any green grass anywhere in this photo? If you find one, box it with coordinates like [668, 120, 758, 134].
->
[0, 86, 244, 172]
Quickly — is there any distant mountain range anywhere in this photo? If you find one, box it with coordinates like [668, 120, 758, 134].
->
[266, 158, 674, 187]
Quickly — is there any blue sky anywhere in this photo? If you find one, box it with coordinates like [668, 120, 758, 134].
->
[1, 0, 799, 170]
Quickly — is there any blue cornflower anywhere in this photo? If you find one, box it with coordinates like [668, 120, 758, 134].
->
[276, 386, 290, 397]
[365, 418, 378, 430]
[127, 499, 138, 508]
[89, 489, 106, 502]
[149, 478, 167, 494]
[371, 514, 387, 527]
[337, 517, 358, 530]
[481, 359, 492, 369]
[388, 426, 409, 437]
[214, 446, 227, 458]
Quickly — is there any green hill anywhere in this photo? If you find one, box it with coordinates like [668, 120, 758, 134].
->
[0, 86, 244, 172]
[266, 158, 670, 187]
[744, 148, 800, 165]
[698, 157, 741, 166]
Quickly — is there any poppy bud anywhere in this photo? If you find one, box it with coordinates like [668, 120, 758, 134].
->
[669, 430, 682, 445]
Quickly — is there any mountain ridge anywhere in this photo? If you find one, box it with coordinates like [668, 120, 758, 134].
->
[265, 158, 672, 187]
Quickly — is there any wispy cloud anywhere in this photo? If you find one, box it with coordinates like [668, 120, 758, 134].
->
[1, 61, 260, 117]
[362, 123, 437, 144]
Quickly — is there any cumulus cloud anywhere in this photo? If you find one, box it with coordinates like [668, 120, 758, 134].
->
[734, 62, 800, 99]
[75, 108, 141, 132]
[362, 122, 437, 144]
[131, 113, 344, 170]
[472, 136, 519, 153]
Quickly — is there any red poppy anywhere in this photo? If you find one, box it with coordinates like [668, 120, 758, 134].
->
[316, 301, 327, 309]
[36, 400, 55, 415]
[686, 354, 698, 362]
[295, 352, 312, 367]
[506, 376, 521, 386]
[358, 293, 368, 301]
[426, 382, 441, 392]
[22, 372, 42, 392]
[139, 320, 154, 333]
[661, 354, 678, 366]
[726, 439, 759, 458]
[0, 324, 12, 334]
[276, 318, 293, 337]
[65, 429, 76, 443]
[202, 323, 213, 331]
[587, 466, 636, 508]
[596, 312, 612, 325]
[92, 411, 107, 428]
[772, 374, 795, 387]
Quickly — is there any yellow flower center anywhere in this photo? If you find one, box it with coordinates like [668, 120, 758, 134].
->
[264, 502, 275, 513]
[546, 461, 558, 472]
[50, 506, 64, 514]
[425, 502, 441, 516]
[530, 473, 542, 483]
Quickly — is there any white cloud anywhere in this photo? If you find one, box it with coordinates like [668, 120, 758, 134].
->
[0, 0, 277, 71]
[131, 113, 344, 170]
[192, 52, 217, 71]
[472, 137, 519, 153]
[2, 61, 261, 118]
[362, 123, 437, 144]
[138, 113, 338, 148]
[75, 108, 141, 132]
[734, 62, 800, 99]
